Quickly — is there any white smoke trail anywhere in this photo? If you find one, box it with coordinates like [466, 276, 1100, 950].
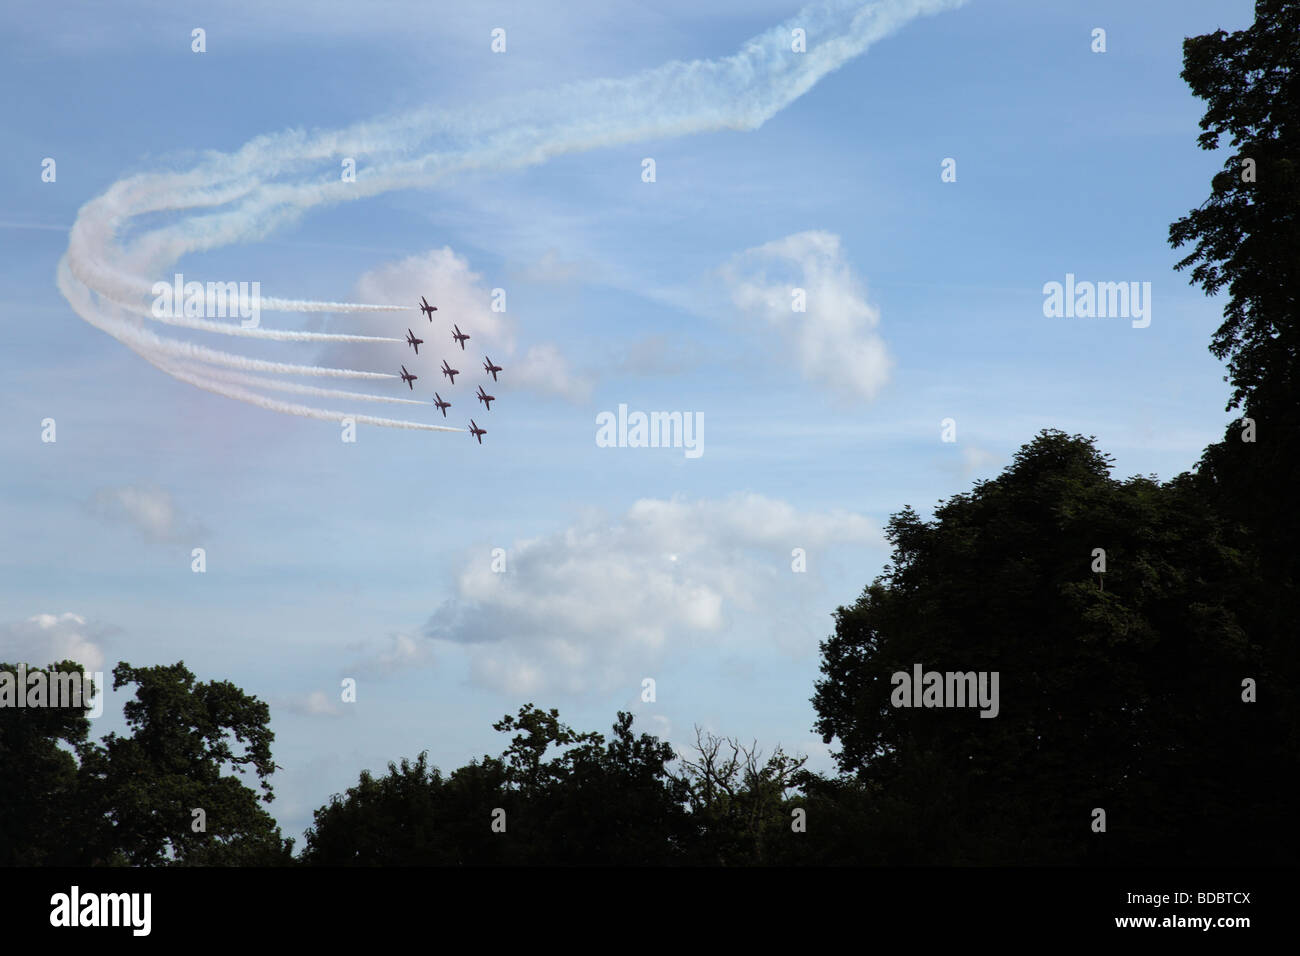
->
[258, 299, 410, 314]
[58, 0, 964, 431]
[64, 214, 409, 316]
[157, 360, 463, 432]
[70, 272, 407, 344]
[57, 260, 395, 380]
[179, 364, 433, 407]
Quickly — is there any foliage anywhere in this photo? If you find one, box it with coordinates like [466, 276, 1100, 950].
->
[812, 431, 1273, 864]
[0, 660, 293, 866]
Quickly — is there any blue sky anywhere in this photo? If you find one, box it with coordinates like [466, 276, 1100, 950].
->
[1, 0, 1253, 842]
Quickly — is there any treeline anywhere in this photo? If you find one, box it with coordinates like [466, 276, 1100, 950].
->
[301, 707, 817, 865]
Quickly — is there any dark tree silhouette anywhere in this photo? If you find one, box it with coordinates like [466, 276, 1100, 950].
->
[1170, 0, 1300, 862]
[1, 660, 293, 866]
[812, 431, 1273, 864]
[303, 706, 694, 865]
[77, 661, 294, 865]
[1169, 0, 1300, 416]
[0, 661, 97, 865]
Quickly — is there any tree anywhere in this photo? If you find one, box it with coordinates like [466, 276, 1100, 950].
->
[525, 709, 692, 865]
[812, 431, 1275, 864]
[1168, 0, 1300, 416]
[303, 705, 692, 865]
[77, 661, 294, 865]
[672, 726, 806, 865]
[1, 659, 293, 865]
[1170, 0, 1300, 851]
[302, 752, 457, 865]
[0, 661, 97, 865]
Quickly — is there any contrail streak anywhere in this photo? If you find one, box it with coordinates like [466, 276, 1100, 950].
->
[158, 361, 464, 432]
[178, 364, 434, 407]
[66, 268, 406, 343]
[58, 0, 964, 432]
[58, 260, 395, 379]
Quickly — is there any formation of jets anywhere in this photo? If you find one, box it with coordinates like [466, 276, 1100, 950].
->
[396, 295, 500, 443]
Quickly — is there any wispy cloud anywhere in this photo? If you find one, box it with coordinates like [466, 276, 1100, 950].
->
[721, 230, 892, 401]
[346, 632, 433, 679]
[280, 690, 346, 718]
[513, 248, 585, 284]
[614, 334, 702, 377]
[87, 485, 204, 543]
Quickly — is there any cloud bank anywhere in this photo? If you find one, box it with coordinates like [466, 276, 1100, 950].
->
[424, 493, 881, 694]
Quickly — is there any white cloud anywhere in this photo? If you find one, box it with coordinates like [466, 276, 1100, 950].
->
[424, 494, 880, 694]
[645, 713, 672, 740]
[281, 690, 345, 718]
[961, 445, 1001, 477]
[88, 485, 202, 543]
[346, 631, 433, 678]
[721, 231, 892, 401]
[510, 344, 593, 403]
[353, 247, 514, 351]
[0, 613, 106, 672]
[936, 444, 1003, 483]
[514, 248, 585, 283]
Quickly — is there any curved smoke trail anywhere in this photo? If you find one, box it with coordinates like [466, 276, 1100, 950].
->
[57, 0, 964, 432]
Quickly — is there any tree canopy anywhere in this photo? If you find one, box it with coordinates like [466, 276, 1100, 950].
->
[1169, 0, 1300, 415]
[811, 431, 1279, 864]
[0, 660, 293, 866]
